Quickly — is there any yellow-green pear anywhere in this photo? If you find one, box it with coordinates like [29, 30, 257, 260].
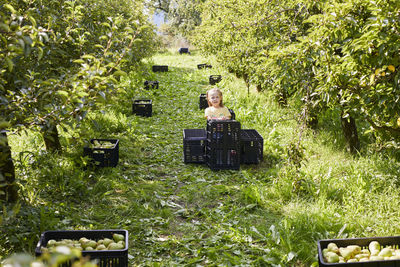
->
[378, 247, 393, 258]
[79, 237, 89, 244]
[113, 233, 124, 243]
[361, 248, 370, 255]
[369, 255, 384, 261]
[322, 248, 330, 258]
[327, 243, 339, 253]
[107, 242, 120, 250]
[339, 247, 353, 260]
[355, 253, 369, 260]
[47, 240, 57, 247]
[103, 238, 113, 247]
[96, 244, 107, 250]
[347, 245, 361, 255]
[117, 241, 125, 248]
[325, 252, 339, 263]
[359, 257, 370, 262]
[369, 241, 381, 256]
[347, 259, 358, 263]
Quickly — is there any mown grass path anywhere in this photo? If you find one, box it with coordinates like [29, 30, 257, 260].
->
[103, 51, 290, 266]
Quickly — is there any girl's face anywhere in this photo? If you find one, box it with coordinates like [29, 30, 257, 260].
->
[208, 91, 222, 108]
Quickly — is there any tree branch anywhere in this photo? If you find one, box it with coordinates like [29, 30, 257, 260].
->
[365, 116, 400, 136]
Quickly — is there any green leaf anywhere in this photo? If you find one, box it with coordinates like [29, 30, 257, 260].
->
[113, 70, 127, 77]
[56, 91, 69, 98]
[38, 47, 43, 60]
[73, 59, 85, 64]
[4, 4, 16, 13]
[5, 57, 13, 72]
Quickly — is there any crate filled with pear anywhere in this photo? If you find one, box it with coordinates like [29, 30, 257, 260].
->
[40, 233, 126, 252]
[318, 236, 400, 266]
[35, 230, 128, 267]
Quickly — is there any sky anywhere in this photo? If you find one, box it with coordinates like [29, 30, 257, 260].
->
[152, 11, 166, 28]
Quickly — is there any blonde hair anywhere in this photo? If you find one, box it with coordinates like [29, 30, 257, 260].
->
[206, 88, 224, 107]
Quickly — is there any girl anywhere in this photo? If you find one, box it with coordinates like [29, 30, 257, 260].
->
[204, 88, 232, 120]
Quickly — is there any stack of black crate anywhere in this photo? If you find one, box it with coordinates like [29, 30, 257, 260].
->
[206, 120, 241, 170]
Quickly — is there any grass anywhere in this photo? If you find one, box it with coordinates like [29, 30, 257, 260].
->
[2, 48, 400, 266]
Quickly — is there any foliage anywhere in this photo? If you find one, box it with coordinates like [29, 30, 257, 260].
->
[192, 0, 400, 152]
[1, 0, 158, 132]
[0, 0, 158, 198]
[147, 0, 204, 37]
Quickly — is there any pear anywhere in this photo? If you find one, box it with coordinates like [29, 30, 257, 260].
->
[327, 243, 339, 253]
[113, 233, 124, 243]
[322, 248, 330, 258]
[85, 246, 94, 251]
[107, 242, 120, 250]
[82, 240, 97, 249]
[359, 257, 370, 262]
[369, 255, 384, 261]
[79, 237, 89, 244]
[369, 241, 381, 256]
[87, 240, 97, 249]
[325, 251, 339, 263]
[117, 241, 125, 248]
[347, 245, 361, 255]
[378, 247, 393, 258]
[103, 238, 113, 247]
[361, 248, 370, 255]
[395, 249, 400, 256]
[355, 253, 369, 260]
[339, 247, 353, 260]
[96, 244, 107, 250]
[47, 240, 57, 247]
[347, 258, 358, 263]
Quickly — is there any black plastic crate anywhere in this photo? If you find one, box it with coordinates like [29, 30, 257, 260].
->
[199, 94, 208, 109]
[240, 129, 263, 164]
[35, 229, 128, 267]
[83, 139, 119, 167]
[183, 129, 207, 163]
[206, 120, 241, 170]
[144, 80, 159, 90]
[178, 48, 190, 54]
[318, 236, 400, 266]
[209, 75, 222, 85]
[197, 64, 212, 69]
[152, 65, 168, 72]
[206, 147, 240, 171]
[206, 120, 241, 149]
[228, 109, 236, 120]
[132, 99, 152, 117]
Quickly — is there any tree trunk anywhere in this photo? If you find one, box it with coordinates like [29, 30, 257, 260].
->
[340, 113, 360, 154]
[42, 123, 62, 152]
[0, 131, 18, 202]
